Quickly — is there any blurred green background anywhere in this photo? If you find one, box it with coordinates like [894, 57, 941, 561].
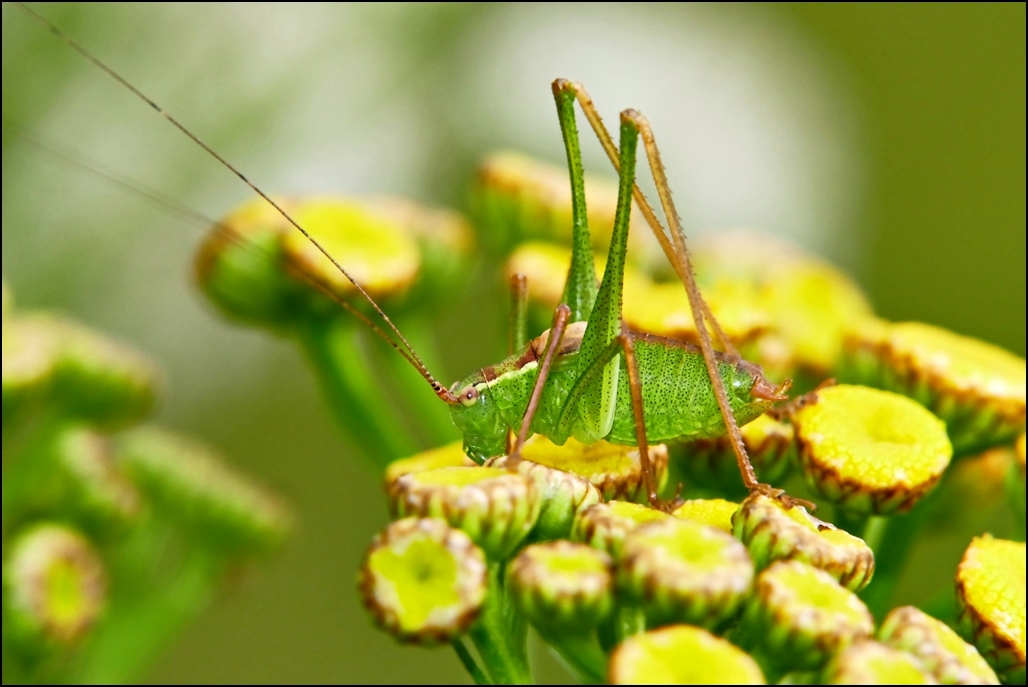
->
[2, 3, 1023, 683]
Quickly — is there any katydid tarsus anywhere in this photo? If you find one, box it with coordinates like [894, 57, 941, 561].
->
[18, 4, 799, 512]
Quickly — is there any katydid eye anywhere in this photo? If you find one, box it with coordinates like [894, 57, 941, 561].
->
[460, 385, 479, 407]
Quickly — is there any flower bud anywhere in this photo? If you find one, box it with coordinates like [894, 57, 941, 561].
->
[384, 441, 476, 490]
[49, 318, 160, 428]
[359, 517, 487, 645]
[197, 196, 468, 326]
[955, 535, 1026, 684]
[2, 317, 58, 430]
[508, 541, 614, 630]
[116, 426, 291, 554]
[621, 272, 769, 349]
[517, 434, 667, 504]
[733, 493, 874, 591]
[609, 625, 766, 685]
[880, 605, 998, 684]
[678, 414, 796, 494]
[839, 321, 1026, 455]
[485, 455, 600, 540]
[3, 524, 105, 647]
[822, 640, 936, 684]
[618, 518, 754, 629]
[53, 427, 142, 531]
[279, 200, 416, 305]
[571, 500, 670, 559]
[389, 466, 540, 559]
[672, 498, 740, 534]
[793, 384, 952, 515]
[359, 196, 473, 310]
[739, 560, 874, 672]
[693, 232, 873, 382]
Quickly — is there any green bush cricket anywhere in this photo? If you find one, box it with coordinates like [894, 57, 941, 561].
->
[17, 5, 798, 512]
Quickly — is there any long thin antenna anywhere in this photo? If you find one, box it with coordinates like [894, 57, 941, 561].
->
[6, 123, 439, 377]
[15, 2, 458, 404]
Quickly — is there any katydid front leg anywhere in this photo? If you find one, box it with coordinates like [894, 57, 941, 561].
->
[508, 303, 572, 466]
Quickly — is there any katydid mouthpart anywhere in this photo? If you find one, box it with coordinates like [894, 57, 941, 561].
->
[18, 4, 799, 512]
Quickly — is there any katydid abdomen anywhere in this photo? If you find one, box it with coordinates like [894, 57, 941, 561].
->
[450, 328, 775, 464]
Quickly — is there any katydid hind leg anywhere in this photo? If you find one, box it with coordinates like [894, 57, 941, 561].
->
[572, 111, 640, 444]
[622, 109, 765, 493]
[552, 79, 597, 323]
[564, 80, 739, 358]
[562, 79, 796, 503]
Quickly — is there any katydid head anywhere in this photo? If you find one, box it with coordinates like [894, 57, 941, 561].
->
[448, 376, 508, 464]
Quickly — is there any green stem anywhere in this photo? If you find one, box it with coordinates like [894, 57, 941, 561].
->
[834, 509, 870, 539]
[859, 508, 927, 620]
[536, 628, 607, 684]
[299, 317, 417, 470]
[468, 563, 532, 684]
[452, 638, 492, 685]
[73, 543, 222, 682]
[598, 604, 645, 652]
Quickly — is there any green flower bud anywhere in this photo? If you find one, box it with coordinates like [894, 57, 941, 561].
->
[739, 560, 874, 673]
[384, 441, 476, 490]
[54, 426, 142, 531]
[618, 517, 754, 629]
[517, 434, 668, 504]
[508, 541, 614, 630]
[571, 500, 670, 558]
[3, 524, 105, 647]
[389, 466, 540, 559]
[2, 316, 58, 430]
[485, 455, 601, 540]
[678, 414, 796, 494]
[609, 625, 766, 685]
[733, 493, 875, 592]
[116, 426, 291, 554]
[793, 384, 952, 515]
[823, 640, 936, 684]
[672, 497, 740, 534]
[880, 605, 999, 684]
[471, 151, 645, 257]
[49, 318, 160, 428]
[195, 199, 299, 325]
[359, 517, 487, 645]
[839, 321, 1026, 455]
[955, 535, 1026, 684]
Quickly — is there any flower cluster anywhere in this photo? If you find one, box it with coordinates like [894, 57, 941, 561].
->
[193, 149, 1024, 683]
[2, 286, 290, 683]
